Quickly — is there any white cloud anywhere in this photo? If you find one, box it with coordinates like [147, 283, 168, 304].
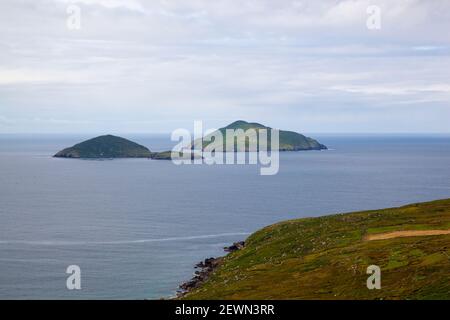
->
[0, 68, 90, 85]
[54, 0, 145, 12]
[331, 84, 450, 95]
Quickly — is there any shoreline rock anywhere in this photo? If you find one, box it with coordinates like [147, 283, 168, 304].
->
[224, 241, 245, 253]
[176, 241, 245, 298]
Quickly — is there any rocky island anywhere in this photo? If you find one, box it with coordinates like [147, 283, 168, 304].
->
[54, 135, 153, 158]
[195, 120, 327, 152]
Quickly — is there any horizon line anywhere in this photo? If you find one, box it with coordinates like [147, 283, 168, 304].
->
[1, 132, 450, 136]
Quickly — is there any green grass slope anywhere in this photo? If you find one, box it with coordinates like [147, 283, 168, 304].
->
[183, 199, 450, 300]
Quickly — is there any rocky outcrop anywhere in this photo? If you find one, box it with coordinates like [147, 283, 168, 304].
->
[177, 241, 246, 298]
[224, 241, 245, 252]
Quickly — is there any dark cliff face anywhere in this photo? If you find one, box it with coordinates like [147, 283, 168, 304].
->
[54, 135, 153, 158]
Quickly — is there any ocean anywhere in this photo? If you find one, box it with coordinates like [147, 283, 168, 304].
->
[1, 134, 450, 299]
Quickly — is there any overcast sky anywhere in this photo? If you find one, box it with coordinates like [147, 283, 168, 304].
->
[1, 0, 450, 134]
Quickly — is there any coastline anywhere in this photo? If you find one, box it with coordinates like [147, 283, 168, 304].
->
[176, 241, 245, 299]
[174, 199, 450, 300]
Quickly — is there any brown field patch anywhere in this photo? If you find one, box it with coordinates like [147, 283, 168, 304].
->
[366, 230, 450, 241]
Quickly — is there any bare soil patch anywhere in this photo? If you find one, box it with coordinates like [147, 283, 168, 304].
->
[366, 229, 450, 241]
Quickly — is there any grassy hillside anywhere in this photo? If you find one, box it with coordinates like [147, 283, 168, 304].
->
[183, 199, 450, 300]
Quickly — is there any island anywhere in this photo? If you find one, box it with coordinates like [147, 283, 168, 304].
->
[148, 121, 327, 160]
[54, 135, 153, 158]
[53, 134, 200, 160]
[179, 198, 450, 300]
[195, 120, 327, 152]
[54, 121, 326, 160]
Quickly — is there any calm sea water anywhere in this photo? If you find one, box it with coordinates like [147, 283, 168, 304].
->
[1, 134, 450, 299]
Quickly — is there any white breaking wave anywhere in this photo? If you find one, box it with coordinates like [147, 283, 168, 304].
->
[0, 232, 250, 246]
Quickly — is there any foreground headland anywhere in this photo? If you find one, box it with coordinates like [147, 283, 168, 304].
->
[178, 199, 450, 300]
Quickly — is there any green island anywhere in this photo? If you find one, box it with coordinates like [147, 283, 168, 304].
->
[53, 134, 174, 159]
[54, 135, 153, 159]
[54, 121, 326, 160]
[196, 120, 327, 152]
[181, 198, 450, 300]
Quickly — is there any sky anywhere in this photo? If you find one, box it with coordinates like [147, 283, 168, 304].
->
[0, 0, 450, 134]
